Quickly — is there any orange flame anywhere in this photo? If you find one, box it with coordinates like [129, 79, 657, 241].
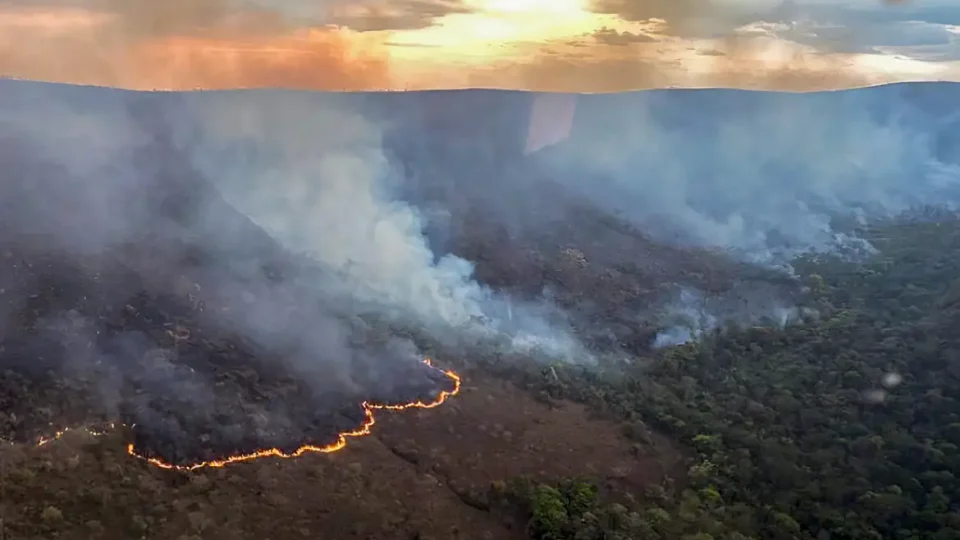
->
[33, 359, 461, 471]
[35, 423, 115, 446]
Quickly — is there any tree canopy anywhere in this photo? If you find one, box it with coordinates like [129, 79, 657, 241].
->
[484, 214, 960, 540]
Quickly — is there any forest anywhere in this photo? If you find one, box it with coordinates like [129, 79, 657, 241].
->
[481, 212, 960, 540]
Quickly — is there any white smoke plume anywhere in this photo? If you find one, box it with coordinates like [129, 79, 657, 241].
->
[651, 287, 808, 348]
[174, 90, 588, 361]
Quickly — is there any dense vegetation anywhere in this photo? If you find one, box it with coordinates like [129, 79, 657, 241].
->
[481, 214, 960, 540]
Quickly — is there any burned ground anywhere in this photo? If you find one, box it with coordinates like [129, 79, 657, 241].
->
[1, 368, 683, 540]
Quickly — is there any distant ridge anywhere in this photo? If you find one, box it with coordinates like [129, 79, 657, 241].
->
[1, 75, 959, 96]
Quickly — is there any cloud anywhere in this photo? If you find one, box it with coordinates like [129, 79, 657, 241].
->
[810, 2, 960, 28]
[730, 8, 960, 63]
[591, 26, 660, 46]
[581, 0, 958, 62]
[468, 32, 891, 93]
[569, 0, 958, 91]
[0, 0, 472, 32]
[703, 33, 880, 89]
[323, 0, 473, 31]
[0, 0, 957, 91]
[585, 0, 788, 38]
[0, 1, 393, 89]
[793, 20, 957, 61]
[583, 0, 936, 38]
[471, 54, 670, 93]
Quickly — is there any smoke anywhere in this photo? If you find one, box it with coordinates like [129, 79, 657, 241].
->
[652, 289, 719, 348]
[6, 75, 957, 399]
[0, 81, 579, 364]
[353, 84, 960, 350]
[0, 80, 591, 464]
[532, 85, 960, 264]
[515, 84, 960, 345]
[173, 90, 588, 361]
[651, 287, 810, 348]
[0, 82, 466, 457]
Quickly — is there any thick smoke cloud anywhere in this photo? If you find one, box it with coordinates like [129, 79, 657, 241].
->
[172, 90, 587, 361]
[0, 80, 585, 380]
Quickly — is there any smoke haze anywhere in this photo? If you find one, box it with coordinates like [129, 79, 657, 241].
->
[531, 84, 960, 264]
[171, 90, 586, 359]
[3, 79, 960, 436]
[0, 79, 589, 448]
[368, 83, 960, 347]
[0, 82, 481, 457]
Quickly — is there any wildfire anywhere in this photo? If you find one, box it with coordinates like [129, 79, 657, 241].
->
[36, 423, 115, 446]
[31, 359, 461, 471]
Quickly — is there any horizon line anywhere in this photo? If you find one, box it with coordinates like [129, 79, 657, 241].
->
[1, 76, 956, 96]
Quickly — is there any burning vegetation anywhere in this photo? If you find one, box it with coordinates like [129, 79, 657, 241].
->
[27, 359, 460, 470]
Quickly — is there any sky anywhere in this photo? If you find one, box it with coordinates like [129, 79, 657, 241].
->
[0, 0, 958, 92]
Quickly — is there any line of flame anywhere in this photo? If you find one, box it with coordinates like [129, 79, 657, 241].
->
[31, 359, 461, 471]
[36, 423, 116, 446]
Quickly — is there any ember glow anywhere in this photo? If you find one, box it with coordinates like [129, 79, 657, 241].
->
[30, 359, 461, 471]
[35, 423, 116, 446]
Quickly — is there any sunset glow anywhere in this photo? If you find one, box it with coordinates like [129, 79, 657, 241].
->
[0, 0, 958, 91]
[387, 0, 617, 61]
